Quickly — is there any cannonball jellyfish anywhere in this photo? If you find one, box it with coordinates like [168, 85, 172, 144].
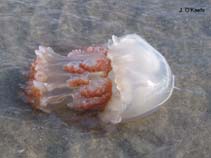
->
[25, 34, 174, 124]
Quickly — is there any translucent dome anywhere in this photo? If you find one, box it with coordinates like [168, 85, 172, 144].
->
[100, 34, 174, 123]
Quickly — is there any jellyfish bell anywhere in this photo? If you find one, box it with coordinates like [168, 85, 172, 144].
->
[100, 34, 174, 123]
[25, 34, 174, 124]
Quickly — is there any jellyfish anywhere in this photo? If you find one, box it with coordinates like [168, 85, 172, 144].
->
[25, 34, 174, 124]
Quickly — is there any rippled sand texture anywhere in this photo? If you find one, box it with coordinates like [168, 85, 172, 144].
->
[0, 0, 211, 158]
